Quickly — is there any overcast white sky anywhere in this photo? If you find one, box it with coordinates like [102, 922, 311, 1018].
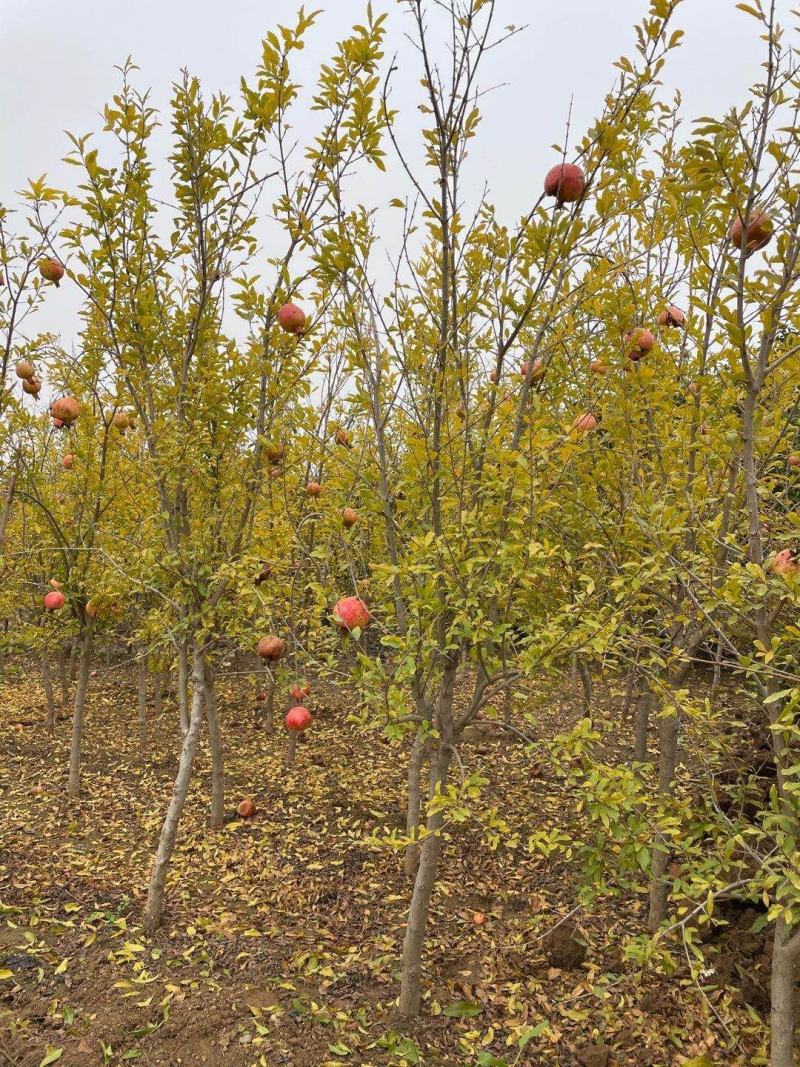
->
[1, 0, 796, 339]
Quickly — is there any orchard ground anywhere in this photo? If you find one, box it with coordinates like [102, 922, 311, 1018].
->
[0, 658, 777, 1066]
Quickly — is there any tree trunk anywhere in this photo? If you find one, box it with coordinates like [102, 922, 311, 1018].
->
[144, 648, 206, 931]
[399, 741, 452, 1018]
[67, 623, 93, 798]
[154, 668, 163, 716]
[57, 644, 69, 706]
[285, 732, 298, 768]
[177, 641, 189, 736]
[711, 633, 724, 694]
[623, 663, 639, 718]
[0, 467, 18, 555]
[633, 692, 651, 762]
[42, 650, 55, 734]
[578, 659, 592, 713]
[203, 660, 224, 828]
[405, 730, 428, 879]
[769, 917, 799, 1067]
[647, 700, 680, 931]
[138, 653, 147, 755]
[68, 637, 79, 682]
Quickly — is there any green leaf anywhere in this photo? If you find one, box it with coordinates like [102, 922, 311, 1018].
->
[442, 999, 481, 1018]
[39, 1050, 63, 1067]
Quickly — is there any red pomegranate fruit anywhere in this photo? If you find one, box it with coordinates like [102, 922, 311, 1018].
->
[15, 360, 35, 380]
[657, 304, 685, 328]
[306, 481, 322, 497]
[544, 162, 586, 205]
[625, 328, 655, 360]
[50, 396, 81, 425]
[290, 681, 312, 702]
[277, 302, 306, 334]
[334, 428, 352, 449]
[730, 210, 773, 256]
[771, 549, 799, 577]
[237, 799, 257, 818]
[519, 357, 544, 381]
[62, 454, 74, 470]
[285, 706, 313, 732]
[573, 412, 598, 434]
[256, 635, 285, 661]
[43, 590, 65, 611]
[342, 507, 358, 528]
[39, 258, 65, 286]
[332, 596, 371, 632]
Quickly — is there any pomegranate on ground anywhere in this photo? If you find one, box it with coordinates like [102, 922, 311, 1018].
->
[237, 799, 256, 818]
[543, 162, 585, 205]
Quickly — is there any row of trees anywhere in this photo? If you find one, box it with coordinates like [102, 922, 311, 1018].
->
[2, 0, 800, 1061]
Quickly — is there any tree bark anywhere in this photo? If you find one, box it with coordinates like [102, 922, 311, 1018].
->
[144, 647, 206, 931]
[578, 658, 592, 713]
[42, 650, 55, 734]
[177, 641, 189, 736]
[57, 644, 69, 706]
[0, 467, 18, 555]
[203, 659, 224, 828]
[769, 917, 799, 1067]
[647, 698, 680, 930]
[285, 732, 298, 768]
[405, 730, 428, 879]
[67, 623, 93, 798]
[399, 741, 452, 1018]
[154, 668, 163, 717]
